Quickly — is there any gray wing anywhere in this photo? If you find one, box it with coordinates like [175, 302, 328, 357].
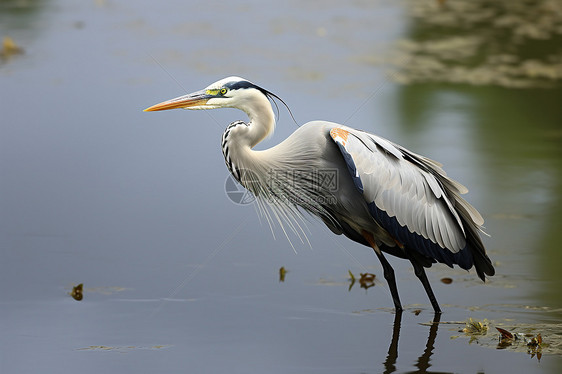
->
[329, 126, 492, 276]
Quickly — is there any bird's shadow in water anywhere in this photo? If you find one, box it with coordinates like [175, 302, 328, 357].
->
[382, 312, 452, 374]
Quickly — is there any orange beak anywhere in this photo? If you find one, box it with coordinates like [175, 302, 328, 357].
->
[143, 90, 212, 112]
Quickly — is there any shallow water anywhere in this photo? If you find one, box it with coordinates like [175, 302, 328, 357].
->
[1, 0, 562, 373]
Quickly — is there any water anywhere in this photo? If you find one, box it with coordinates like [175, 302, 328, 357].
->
[1, 0, 561, 373]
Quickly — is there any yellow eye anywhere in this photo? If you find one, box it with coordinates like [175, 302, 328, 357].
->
[220, 88, 227, 95]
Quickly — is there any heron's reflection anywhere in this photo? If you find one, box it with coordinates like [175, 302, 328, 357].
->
[382, 311, 448, 374]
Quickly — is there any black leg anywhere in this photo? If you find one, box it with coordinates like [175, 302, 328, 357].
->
[408, 257, 442, 314]
[361, 231, 403, 312]
[374, 249, 403, 312]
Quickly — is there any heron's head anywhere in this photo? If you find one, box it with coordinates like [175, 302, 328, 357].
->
[144, 76, 276, 113]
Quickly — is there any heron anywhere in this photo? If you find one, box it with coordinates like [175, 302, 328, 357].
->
[144, 76, 495, 314]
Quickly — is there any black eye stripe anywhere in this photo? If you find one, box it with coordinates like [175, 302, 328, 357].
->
[224, 80, 258, 91]
[221, 79, 298, 127]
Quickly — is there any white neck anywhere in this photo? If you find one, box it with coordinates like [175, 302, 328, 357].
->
[240, 91, 275, 149]
[221, 89, 277, 181]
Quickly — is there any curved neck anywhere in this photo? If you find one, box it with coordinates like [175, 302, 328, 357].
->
[222, 92, 276, 181]
[241, 95, 275, 149]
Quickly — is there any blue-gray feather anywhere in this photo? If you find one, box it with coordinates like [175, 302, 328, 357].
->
[329, 125, 494, 279]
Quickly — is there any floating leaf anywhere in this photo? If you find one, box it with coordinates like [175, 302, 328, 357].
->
[360, 273, 375, 281]
[526, 333, 543, 361]
[0, 37, 24, 60]
[527, 333, 543, 348]
[496, 327, 514, 340]
[462, 318, 488, 335]
[70, 283, 83, 301]
[496, 327, 515, 349]
[279, 266, 287, 282]
[359, 272, 376, 290]
[348, 270, 356, 291]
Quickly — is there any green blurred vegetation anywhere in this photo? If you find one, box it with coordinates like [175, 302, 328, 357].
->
[392, 0, 562, 312]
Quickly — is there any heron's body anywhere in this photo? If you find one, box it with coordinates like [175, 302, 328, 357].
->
[225, 121, 393, 246]
[145, 76, 495, 313]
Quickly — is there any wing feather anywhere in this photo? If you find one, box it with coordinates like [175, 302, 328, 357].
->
[328, 125, 495, 278]
[330, 126, 473, 258]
